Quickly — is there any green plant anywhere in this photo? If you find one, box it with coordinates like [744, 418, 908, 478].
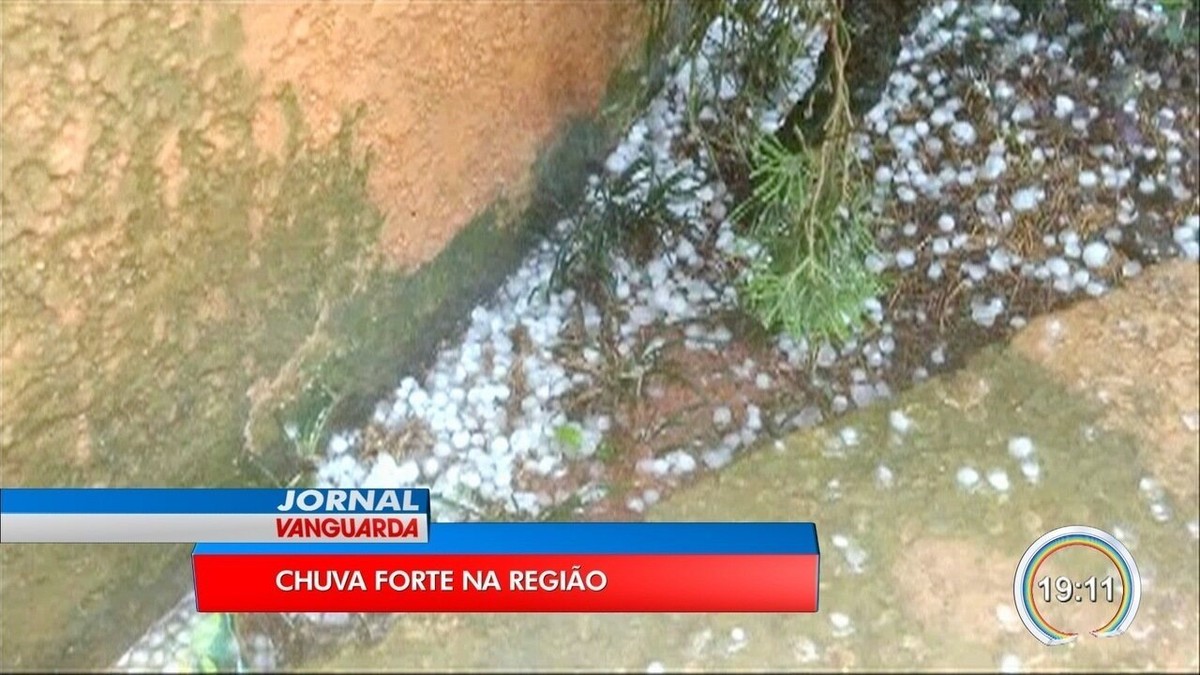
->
[564, 1, 884, 344]
[650, 0, 884, 343]
[738, 187, 883, 343]
[549, 154, 687, 295]
[730, 6, 884, 344]
[656, 0, 820, 107]
[554, 0, 827, 298]
[670, 0, 829, 188]
[1156, 0, 1194, 47]
[279, 382, 338, 468]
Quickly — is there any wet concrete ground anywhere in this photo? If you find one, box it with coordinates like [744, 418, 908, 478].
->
[312, 261, 1199, 672]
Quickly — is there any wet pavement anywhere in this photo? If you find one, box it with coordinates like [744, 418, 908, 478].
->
[311, 261, 1199, 672]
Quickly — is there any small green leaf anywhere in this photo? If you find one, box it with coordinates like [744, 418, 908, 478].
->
[554, 423, 585, 452]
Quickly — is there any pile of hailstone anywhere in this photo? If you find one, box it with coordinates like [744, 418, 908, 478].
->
[851, 0, 1197, 364]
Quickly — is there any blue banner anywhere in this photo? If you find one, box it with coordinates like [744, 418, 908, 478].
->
[193, 522, 820, 555]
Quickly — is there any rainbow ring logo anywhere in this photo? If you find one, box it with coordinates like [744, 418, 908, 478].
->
[1013, 525, 1141, 646]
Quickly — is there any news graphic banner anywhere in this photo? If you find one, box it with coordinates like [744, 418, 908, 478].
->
[0, 488, 430, 543]
[0, 488, 820, 613]
[194, 522, 820, 613]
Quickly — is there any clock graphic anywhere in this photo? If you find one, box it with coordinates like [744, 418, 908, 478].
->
[1013, 525, 1141, 646]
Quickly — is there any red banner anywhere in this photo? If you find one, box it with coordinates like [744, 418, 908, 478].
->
[192, 553, 819, 612]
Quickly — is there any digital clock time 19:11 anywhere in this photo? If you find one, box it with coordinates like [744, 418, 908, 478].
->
[1014, 525, 1141, 646]
[1036, 574, 1117, 604]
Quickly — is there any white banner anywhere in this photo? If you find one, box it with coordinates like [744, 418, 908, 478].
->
[0, 513, 429, 543]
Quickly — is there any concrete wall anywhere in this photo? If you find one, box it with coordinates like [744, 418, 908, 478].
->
[0, 1, 641, 668]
